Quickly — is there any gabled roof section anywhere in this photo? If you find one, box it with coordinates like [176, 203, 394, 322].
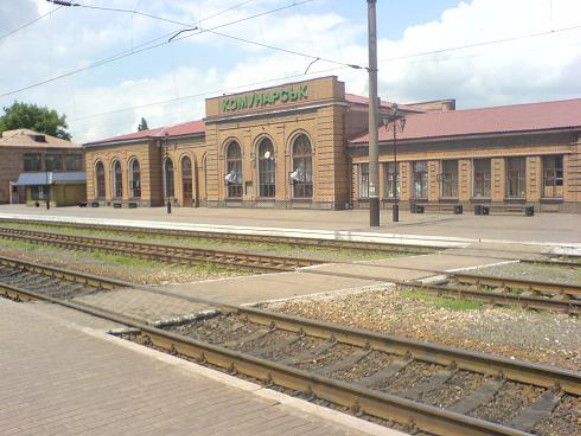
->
[84, 119, 205, 147]
[345, 94, 427, 114]
[350, 97, 581, 144]
[0, 128, 80, 148]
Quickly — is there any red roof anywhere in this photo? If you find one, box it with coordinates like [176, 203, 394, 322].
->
[351, 98, 581, 144]
[345, 93, 425, 113]
[85, 119, 205, 146]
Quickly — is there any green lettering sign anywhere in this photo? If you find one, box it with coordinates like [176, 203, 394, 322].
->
[221, 85, 309, 113]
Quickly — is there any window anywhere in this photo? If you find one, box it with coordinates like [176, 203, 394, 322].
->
[473, 159, 491, 198]
[506, 157, 526, 198]
[225, 142, 242, 198]
[181, 156, 193, 207]
[129, 159, 141, 199]
[542, 155, 564, 198]
[440, 160, 458, 198]
[66, 154, 83, 171]
[258, 138, 275, 198]
[164, 158, 175, 198]
[23, 154, 41, 171]
[412, 161, 428, 198]
[383, 162, 400, 199]
[291, 134, 313, 199]
[112, 160, 123, 198]
[358, 163, 369, 198]
[95, 162, 105, 198]
[45, 154, 62, 171]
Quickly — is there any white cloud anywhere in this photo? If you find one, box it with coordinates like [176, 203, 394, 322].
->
[1, 0, 580, 143]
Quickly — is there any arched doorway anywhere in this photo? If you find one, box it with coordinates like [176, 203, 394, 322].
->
[181, 156, 193, 207]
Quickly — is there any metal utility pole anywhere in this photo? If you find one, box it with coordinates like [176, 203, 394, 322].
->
[367, 0, 380, 227]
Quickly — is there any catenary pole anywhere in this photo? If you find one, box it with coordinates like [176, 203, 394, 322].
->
[367, 0, 380, 227]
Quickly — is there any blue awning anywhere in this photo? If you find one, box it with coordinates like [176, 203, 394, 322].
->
[14, 172, 86, 186]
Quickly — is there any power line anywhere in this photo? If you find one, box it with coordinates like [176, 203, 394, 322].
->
[69, 33, 581, 123]
[1, 0, 319, 99]
[378, 24, 581, 63]
[0, 5, 63, 42]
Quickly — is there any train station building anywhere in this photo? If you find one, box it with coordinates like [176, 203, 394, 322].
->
[83, 76, 581, 213]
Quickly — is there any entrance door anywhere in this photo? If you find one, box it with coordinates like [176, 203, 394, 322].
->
[182, 157, 193, 207]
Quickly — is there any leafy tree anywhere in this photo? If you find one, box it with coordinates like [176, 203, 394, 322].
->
[137, 117, 149, 131]
[0, 101, 71, 140]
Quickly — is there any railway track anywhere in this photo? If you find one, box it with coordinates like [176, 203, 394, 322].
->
[0, 256, 579, 436]
[0, 226, 322, 273]
[0, 218, 436, 254]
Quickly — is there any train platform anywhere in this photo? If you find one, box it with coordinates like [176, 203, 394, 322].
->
[0, 298, 405, 436]
[0, 205, 579, 250]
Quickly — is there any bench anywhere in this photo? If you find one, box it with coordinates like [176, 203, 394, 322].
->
[79, 201, 88, 208]
[113, 202, 123, 209]
[128, 202, 138, 209]
[91, 202, 100, 208]
[474, 204, 534, 216]
[411, 203, 463, 214]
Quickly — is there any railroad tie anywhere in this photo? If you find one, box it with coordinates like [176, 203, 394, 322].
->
[355, 358, 412, 388]
[218, 328, 273, 349]
[399, 367, 458, 400]
[507, 391, 563, 432]
[447, 378, 504, 414]
[277, 339, 336, 365]
[246, 336, 301, 359]
[314, 348, 372, 377]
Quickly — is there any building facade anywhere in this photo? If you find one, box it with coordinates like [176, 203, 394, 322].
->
[0, 129, 86, 207]
[83, 76, 581, 213]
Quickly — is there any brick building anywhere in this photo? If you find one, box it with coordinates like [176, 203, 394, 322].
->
[83, 76, 581, 213]
[0, 129, 85, 207]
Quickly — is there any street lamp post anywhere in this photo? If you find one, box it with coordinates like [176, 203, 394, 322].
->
[164, 133, 172, 214]
[384, 103, 406, 222]
[45, 156, 50, 210]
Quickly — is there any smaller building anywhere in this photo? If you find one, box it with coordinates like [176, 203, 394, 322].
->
[0, 129, 86, 207]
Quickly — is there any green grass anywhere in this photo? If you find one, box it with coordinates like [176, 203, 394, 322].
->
[0, 221, 402, 261]
[402, 288, 483, 311]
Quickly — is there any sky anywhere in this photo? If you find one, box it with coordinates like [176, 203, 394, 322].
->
[0, 0, 580, 143]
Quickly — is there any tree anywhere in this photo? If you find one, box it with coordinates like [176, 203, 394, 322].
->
[0, 101, 71, 140]
[137, 117, 149, 132]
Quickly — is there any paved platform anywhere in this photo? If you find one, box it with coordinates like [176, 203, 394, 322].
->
[0, 299, 405, 436]
[1, 205, 580, 249]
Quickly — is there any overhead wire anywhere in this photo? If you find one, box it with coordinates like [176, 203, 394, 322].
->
[0, 5, 63, 42]
[0, 0, 324, 99]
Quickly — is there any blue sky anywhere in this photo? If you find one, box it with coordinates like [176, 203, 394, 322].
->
[1, 0, 580, 142]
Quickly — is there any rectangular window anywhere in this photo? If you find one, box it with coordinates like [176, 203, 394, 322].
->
[65, 154, 83, 171]
[31, 186, 45, 201]
[45, 154, 63, 171]
[383, 162, 400, 199]
[473, 158, 491, 198]
[506, 157, 526, 198]
[359, 163, 369, 198]
[412, 161, 428, 198]
[23, 154, 41, 171]
[542, 155, 564, 199]
[440, 160, 458, 198]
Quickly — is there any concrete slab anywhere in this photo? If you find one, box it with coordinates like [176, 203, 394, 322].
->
[0, 298, 405, 436]
[160, 272, 378, 306]
[2, 204, 579, 249]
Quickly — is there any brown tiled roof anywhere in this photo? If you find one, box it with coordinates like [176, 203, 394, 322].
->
[345, 94, 426, 113]
[84, 119, 205, 146]
[350, 98, 581, 144]
[0, 129, 80, 148]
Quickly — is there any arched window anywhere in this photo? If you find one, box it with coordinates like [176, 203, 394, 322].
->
[95, 161, 105, 199]
[257, 138, 275, 198]
[225, 141, 242, 198]
[181, 156, 193, 207]
[129, 159, 141, 198]
[112, 160, 123, 198]
[164, 158, 174, 198]
[291, 134, 313, 199]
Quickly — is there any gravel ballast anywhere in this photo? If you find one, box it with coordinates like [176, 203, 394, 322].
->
[265, 286, 581, 371]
